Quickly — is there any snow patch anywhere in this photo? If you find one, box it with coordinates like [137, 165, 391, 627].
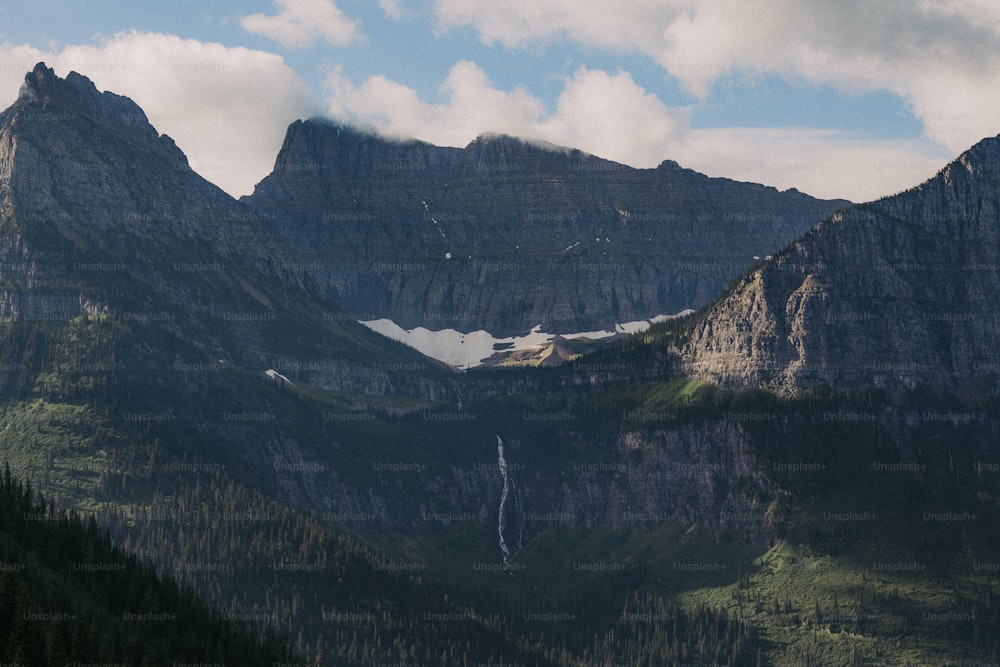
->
[360, 310, 695, 369]
[422, 199, 449, 243]
[264, 369, 293, 386]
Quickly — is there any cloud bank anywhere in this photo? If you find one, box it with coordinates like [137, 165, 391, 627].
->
[434, 0, 1000, 156]
[324, 60, 944, 202]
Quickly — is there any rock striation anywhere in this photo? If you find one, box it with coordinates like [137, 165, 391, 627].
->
[244, 119, 849, 338]
[0, 63, 450, 397]
[0, 64, 788, 542]
[683, 135, 1000, 392]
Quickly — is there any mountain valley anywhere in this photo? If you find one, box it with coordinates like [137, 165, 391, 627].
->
[0, 63, 998, 666]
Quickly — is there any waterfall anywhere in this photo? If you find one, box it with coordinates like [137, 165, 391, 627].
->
[496, 435, 511, 568]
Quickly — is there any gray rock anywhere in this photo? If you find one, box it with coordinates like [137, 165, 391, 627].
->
[0, 63, 450, 398]
[683, 135, 1000, 392]
[244, 120, 849, 337]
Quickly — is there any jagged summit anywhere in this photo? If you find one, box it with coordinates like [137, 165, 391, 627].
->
[0, 62, 446, 393]
[12, 62, 184, 162]
[903, 132, 1000, 206]
[938, 132, 1000, 170]
[20, 62, 139, 126]
[0, 64, 216, 239]
[17, 62, 54, 100]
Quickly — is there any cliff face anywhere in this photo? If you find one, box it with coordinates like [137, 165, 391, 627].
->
[244, 119, 849, 337]
[296, 420, 777, 545]
[683, 136, 1000, 392]
[0, 63, 262, 287]
[5, 64, 219, 241]
[0, 64, 451, 397]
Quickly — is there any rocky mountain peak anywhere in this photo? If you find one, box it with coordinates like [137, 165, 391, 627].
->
[0, 64, 252, 255]
[894, 134, 1000, 194]
[0, 64, 445, 397]
[681, 132, 1000, 393]
[955, 132, 1000, 168]
[17, 62, 56, 100]
[12, 62, 185, 165]
[914, 134, 1000, 205]
[266, 118, 446, 183]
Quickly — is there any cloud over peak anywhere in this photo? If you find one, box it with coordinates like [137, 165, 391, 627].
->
[323, 58, 950, 202]
[325, 61, 688, 170]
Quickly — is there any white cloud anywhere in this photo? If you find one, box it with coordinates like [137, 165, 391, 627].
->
[0, 43, 48, 101]
[434, 0, 1000, 157]
[0, 32, 318, 197]
[435, 0, 675, 54]
[0, 13, 976, 206]
[240, 0, 361, 47]
[379, 0, 404, 20]
[327, 62, 686, 163]
[325, 61, 952, 202]
[537, 68, 688, 169]
[670, 129, 949, 203]
[327, 61, 547, 145]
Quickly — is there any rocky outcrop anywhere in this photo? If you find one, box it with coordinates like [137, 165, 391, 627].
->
[244, 120, 849, 337]
[683, 135, 1000, 392]
[298, 420, 777, 544]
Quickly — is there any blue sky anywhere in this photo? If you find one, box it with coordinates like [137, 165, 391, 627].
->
[2, 0, 997, 202]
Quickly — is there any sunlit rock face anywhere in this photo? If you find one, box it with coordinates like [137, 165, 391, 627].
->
[683, 136, 1000, 393]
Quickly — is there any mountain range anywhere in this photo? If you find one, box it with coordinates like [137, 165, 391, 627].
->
[243, 116, 848, 343]
[1, 63, 998, 666]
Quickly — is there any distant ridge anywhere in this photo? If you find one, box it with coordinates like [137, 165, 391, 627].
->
[244, 117, 850, 338]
